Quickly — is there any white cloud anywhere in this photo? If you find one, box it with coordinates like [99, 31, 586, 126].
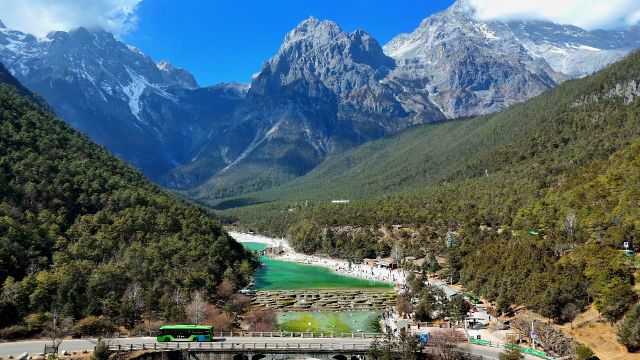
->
[463, 0, 640, 30]
[0, 0, 143, 37]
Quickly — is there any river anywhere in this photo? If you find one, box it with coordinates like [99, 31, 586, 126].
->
[242, 242, 390, 290]
[239, 240, 389, 333]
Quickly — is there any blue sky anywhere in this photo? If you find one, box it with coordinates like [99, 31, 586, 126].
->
[122, 0, 453, 86]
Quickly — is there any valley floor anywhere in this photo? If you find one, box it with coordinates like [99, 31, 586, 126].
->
[230, 231, 640, 359]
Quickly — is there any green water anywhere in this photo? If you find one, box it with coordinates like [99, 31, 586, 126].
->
[277, 311, 382, 333]
[242, 242, 386, 333]
[243, 242, 269, 252]
[242, 242, 390, 290]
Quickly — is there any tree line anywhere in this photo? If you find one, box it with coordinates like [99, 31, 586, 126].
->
[0, 80, 258, 338]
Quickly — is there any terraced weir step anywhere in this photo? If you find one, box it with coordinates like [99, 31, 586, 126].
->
[251, 289, 396, 311]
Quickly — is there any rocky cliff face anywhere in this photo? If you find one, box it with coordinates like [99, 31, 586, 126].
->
[165, 17, 444, 194]
[572, 78, 640, 107]
[383, 0, 640, 118]
[383, 1, 563, 118]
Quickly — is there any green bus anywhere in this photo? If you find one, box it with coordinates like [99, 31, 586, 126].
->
[156, 325, 214, 342]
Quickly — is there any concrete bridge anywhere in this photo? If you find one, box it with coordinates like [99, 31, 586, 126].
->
[0, 337, 544, 360]
[114, 342, 372, 360]
[251, 289, 396, 311]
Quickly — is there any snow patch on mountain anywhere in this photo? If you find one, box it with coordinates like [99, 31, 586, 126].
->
[478, 23, 499, 40]
[122, 66, 178, 121]
[122, 67, 149, 121]
[218, 119, 285, 175]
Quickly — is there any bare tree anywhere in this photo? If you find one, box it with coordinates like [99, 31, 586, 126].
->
[430, 329, 466, 360]
[124, 282, 144, 327]
[244, 308, 277, 332]
[396, 296, 414, 319]
[1, 277, 20, 303]
[44, 310, 74, 356]
[216, 281, 235, 301]
[391, 241, 404, 267]
[209, 310, 234, 332]
[186, 290, 208, 325]
[172, 289, 187, 309]
[563, 212, 578, 238]
[125, 283, 143, 306]
[445, 231, 458, 248]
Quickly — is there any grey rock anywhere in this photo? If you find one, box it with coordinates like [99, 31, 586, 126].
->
[572, 78, 640, 107]
[163, 17, 444, 192]
[383, 0, 640, 118]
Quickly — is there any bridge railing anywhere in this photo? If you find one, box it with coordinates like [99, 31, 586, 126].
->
[109, 342, 372, 352]
[112, 331, 383, 339]
[218, 331, 382, 339]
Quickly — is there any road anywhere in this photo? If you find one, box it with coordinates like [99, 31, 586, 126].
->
[0, 336, 544, 360]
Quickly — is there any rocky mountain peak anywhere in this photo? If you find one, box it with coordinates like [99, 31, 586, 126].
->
[447, 0, 473, 15]
[282, 16, 344, 50]
[157, 60, 173, 71]
[0, 20, 6, 29]
[253, 17, 400, 101]
[154, 59, 197, 88]
[382, 2, 574, 118]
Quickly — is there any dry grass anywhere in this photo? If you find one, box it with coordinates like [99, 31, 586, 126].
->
[562, 307, 638, 360]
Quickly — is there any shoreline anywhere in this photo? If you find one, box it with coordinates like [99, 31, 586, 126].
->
[229, 231, 406, 287]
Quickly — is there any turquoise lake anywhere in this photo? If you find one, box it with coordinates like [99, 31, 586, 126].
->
[242, 242, 390, 290]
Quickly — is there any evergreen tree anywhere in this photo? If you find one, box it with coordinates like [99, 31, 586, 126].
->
[618, 303, 640, 352]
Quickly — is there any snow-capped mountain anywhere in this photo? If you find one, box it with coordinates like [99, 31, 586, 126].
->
[2, 5, 639, 197]
[383, 0, 640, 118]
[507, 21, 640, 78]
[0, 23, 244, 179]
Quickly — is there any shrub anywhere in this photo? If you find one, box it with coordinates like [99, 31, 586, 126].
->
[574, 344, 594, 360]
[90, 340, 111, 360]
[500, 348, 523, 360]
[0, 325, 35, 340]
[26, 313, 51, 332]
[72, 316, 116, 337]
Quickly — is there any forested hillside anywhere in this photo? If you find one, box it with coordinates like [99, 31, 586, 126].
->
[0, 69, 256, 334]
[222, 52, 640, 339]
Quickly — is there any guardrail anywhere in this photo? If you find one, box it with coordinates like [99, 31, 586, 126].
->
[222, 332, 381, 338]
[109, 342, 371, 352]
[112, 332, 382, 339]
[468, 338, 555, 360]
